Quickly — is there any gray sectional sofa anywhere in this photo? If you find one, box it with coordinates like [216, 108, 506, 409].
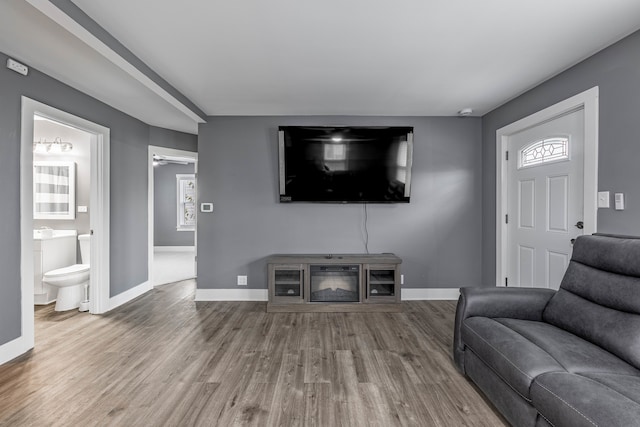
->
[453, 234, 640, 427]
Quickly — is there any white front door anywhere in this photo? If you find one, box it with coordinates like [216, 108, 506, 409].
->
[507, 108, 585, 289]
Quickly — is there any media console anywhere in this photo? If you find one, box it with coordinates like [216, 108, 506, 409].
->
[267, 254, 402, 312]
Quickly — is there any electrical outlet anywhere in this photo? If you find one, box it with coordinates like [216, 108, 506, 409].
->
[6, 58, 28, 76]
[237, 275, 248, 286]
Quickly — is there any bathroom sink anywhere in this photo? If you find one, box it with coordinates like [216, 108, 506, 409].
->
[33, 229, 77, 240]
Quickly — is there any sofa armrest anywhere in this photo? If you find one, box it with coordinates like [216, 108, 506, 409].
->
[452, 287, 556, 373]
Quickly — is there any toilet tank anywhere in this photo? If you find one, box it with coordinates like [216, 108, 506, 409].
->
[78, 234, 91, 264]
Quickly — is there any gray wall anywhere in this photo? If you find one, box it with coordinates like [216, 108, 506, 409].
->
[154, 162, 195, 246]
[197, 116, 482, 290]
[150, 126, 197, 152]
[0, 50, 196, 346]
[481, 29, 640, 286]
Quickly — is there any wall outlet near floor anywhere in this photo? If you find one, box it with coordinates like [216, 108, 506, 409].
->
[237, 275, 248, 286]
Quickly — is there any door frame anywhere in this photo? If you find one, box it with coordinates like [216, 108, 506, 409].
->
[496, 87, 599, 287]
[147, 145, 198, 288]
[19, 97, 110, 352]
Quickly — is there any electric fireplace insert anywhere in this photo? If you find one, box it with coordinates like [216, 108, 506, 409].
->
[310, 265, 360, 302]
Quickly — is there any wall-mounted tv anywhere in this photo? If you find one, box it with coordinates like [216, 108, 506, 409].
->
[278, 126, 414, 203]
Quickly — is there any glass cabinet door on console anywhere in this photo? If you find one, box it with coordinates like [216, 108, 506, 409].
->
[269, 264, 305, 303]
[365, 264, 399, 303]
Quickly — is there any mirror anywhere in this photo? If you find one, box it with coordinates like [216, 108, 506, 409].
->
[33, 161, 76, 220]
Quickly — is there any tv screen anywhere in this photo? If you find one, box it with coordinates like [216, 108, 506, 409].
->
[278, 126, 413, 203]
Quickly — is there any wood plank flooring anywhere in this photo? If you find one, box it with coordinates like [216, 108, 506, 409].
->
[0, 280, 507, 426]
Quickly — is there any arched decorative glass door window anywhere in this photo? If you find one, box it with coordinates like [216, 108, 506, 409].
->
[519, 137, 569, 168]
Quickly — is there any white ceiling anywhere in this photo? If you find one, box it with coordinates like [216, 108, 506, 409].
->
[2, 0, 640, 135]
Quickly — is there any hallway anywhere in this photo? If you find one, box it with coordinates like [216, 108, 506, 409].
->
[152, 247, 196, 286]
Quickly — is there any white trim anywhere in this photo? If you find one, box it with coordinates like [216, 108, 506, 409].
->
[401, 288, 461, 300]
[154, 246, 195, 252]
[90, 126, 111, 314]
[24, 0, 205, 125]
[0, 336, 32, 365]
[20, 102, 36, 357]
[195, 288, 269, 301]
[148, 146, 198, 290]
[109, 281, 153, 311]
[496, 87, 599, 287]
[16, 97, 111, 364]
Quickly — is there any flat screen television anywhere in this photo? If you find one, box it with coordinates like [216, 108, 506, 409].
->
[278, 126, 413, 203]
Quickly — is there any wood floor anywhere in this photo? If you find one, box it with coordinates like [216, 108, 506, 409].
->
[0, 280, 507, 426]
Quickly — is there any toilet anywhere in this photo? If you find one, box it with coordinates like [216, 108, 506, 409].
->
[43, 234, 90, 311]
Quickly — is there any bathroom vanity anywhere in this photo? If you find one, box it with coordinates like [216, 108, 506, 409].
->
[33, 230, 77, 304]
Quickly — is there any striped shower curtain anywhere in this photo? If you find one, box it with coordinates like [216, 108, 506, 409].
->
[34, 164, 70, 216]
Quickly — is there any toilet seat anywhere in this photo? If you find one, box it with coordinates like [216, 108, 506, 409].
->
[43, 264, 90, 286]
[44, 264, 90, 277]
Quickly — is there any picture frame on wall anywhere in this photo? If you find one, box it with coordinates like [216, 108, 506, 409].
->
[33, 161, 76, 220]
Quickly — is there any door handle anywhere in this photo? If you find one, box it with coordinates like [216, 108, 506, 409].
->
[571, 238, 576, 245]
[575, 221, 584, 230]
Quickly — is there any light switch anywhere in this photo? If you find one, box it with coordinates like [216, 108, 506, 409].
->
[615, 193, 625, 210]
[77, 205, 88, 213]
[597, 191, 610, 208]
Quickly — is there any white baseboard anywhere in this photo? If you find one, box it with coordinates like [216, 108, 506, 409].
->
[154, 246, 195, 252]
[401, 288, 460, 300]
[0, 335, 33, 366]
[109, 281, 153, 310]
[34, 295, 56, 305]
[195, 288, 268, 301]
[194, 287, 460, 302]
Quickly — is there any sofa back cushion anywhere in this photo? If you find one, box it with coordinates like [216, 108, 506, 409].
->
[542, 235, 640, 369]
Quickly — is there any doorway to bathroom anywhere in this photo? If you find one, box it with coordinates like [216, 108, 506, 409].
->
[33, 114, 93, 309]
[20, 97, 110, 348]
[148, 146, 198, 287]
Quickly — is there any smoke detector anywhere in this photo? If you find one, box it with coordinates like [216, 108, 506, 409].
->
[457, 108, 473, 117]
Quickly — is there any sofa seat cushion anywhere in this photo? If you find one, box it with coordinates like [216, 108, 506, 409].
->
[462, 317, 564, 400]
[461, 317, 639, 400]
[495, 318, 640, 376]
[531, 372, 640, 427]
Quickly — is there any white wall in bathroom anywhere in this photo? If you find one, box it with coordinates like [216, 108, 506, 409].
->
[33, 119, 91, 263]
